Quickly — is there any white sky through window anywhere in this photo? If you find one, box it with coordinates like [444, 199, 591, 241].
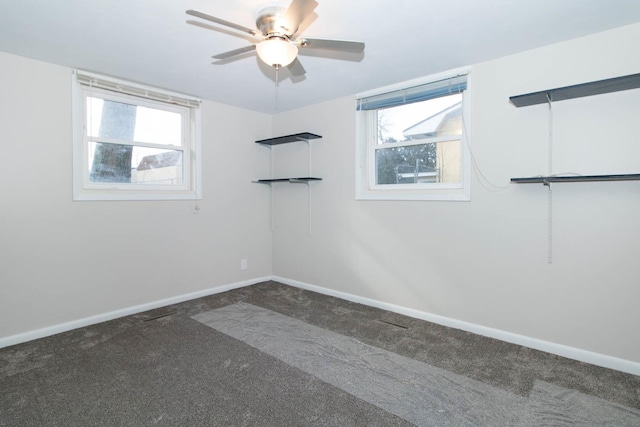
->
[87, 97, 182, 168]
[378, 94, 462, 144]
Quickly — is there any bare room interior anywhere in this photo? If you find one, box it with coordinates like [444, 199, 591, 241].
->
[1, 1, 640, 425]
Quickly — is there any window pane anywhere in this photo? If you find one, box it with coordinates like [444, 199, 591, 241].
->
[87, 97, 182, 146]
[134, 105, 182, 146]
[376, 93, 462, 145]
[375, 141, 461, 185]
[87, 98, 136, 140]
[88, 142, 183, 185]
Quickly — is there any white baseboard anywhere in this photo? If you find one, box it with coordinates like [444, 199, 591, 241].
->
[0, 277, 271, 350]
[274, 276, 640, 377]
[4, 275, 639, 376]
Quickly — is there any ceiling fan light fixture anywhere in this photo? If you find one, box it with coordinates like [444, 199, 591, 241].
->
[256, 38, 298, 67]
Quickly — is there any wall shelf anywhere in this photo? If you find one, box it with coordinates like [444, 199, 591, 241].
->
[509, 74, 640, 263]
[509, 72, 640, 107]
[254, 177, 322, 184]
[255, 132, 322, 146]
[254, 132, 322, 233]
[511, 174, 640, 184]
[510, 73, 640, 185]
[254, 132, 322, 184]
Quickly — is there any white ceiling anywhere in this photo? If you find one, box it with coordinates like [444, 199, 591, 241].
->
[1, 0, 640, 114]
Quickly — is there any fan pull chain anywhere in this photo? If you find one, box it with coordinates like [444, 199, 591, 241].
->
[274, 65, 280, 111]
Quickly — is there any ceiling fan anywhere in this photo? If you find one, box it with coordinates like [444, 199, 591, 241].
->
[186, 0, 365, 76]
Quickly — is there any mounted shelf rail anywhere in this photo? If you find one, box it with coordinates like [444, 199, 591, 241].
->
[511, 174, 640, 184]
[509, 72, 640, 107]
[254, 177, 322, 184]
[255, 132, 322, 146]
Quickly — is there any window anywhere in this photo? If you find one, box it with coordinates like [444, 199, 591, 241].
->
[72, 71, 201, 200]
[355, 69, 470, 201]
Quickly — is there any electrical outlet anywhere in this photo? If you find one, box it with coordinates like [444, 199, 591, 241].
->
[240, 259, 248, 271]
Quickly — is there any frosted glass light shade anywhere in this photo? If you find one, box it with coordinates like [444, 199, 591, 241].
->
[256, 38, 298, 67]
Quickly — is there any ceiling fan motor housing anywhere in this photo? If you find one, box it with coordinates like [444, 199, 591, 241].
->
[256, 7, 297, 38]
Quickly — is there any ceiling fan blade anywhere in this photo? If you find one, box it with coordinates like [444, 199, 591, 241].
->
[186, 20, 262, 42]
[212, 45, 256, 60]
[299, 38, 365, 53]
[283, 0, 318, 34]
[186, 9, 258, 37]
[287, 57, 306, 77]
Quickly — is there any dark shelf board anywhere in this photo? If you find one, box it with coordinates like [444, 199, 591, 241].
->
[511, 174, 640, 184]
[255, 132, 322, 145]
[254, 177, 323, 184]
[509, 73, 640, 107]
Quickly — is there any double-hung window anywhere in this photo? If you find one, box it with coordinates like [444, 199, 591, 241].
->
[72, 70, 201, 200]
[355, 69, 470, 201]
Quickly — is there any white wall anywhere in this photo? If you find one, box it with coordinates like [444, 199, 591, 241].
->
[271, 23, 640, 365]
[0, 51, 273, 341]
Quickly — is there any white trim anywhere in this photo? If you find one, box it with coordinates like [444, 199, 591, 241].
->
[193, 107, 202, 199]
[273, 276, 640, 376]
[71, 71, 202, 201]
[355, 70, 472, 202]
[0, 277, 271, 350]
[5, 274, 638, 376]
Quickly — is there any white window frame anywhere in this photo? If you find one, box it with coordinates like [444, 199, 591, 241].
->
[355, 67, 471, 201]
[72, 70, 202, 201]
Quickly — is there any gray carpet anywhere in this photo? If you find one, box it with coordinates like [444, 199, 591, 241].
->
[1, 281, 639, 426]
[194, 302, 640, 426]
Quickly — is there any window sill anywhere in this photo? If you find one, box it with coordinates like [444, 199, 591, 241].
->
[73, 189, 201, 201]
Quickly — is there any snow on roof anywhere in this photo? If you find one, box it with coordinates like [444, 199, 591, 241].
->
[137, 151, 181, 170]
[403, 102, 461, 139]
